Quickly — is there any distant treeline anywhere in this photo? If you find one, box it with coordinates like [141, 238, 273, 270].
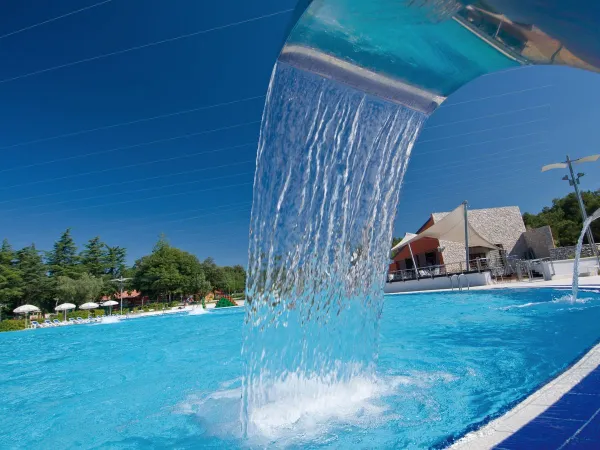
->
[523, 190, 600, 247]
[0, 229, 245, 316]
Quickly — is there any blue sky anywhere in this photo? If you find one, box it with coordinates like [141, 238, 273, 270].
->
[0, 1, 599, 266]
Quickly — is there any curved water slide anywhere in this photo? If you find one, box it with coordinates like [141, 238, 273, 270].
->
[241, 0, 600, 431]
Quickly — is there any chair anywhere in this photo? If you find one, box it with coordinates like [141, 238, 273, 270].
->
[68, 318, 77, 325]
[43, 320, 55, 327]
[30, 321, 42, 329]
[76, 317, 88, 324]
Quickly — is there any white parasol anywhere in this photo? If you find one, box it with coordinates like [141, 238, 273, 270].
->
[101, 300, 119, 315]
[55, 303, 76, 321]
[13, 304, 41, 329]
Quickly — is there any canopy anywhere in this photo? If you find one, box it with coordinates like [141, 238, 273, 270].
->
[13, 304, 40, 314]
[80, 302, 99, 310]
[55, 303, 76, 312]
[392, 232, 418, 253]
[392, 204, 498, 252]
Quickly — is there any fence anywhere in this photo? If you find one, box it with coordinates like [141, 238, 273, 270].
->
[387, 256, 555, 283]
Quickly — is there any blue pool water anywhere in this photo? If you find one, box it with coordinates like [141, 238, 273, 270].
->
[2, 288, 600, 449]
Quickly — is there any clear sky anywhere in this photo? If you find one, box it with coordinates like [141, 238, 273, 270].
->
[0, 1, 599, 266]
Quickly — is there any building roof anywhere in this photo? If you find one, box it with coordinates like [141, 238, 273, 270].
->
[393, 204, 498, 253]
[431, 206, 522, 224]
[101, 290, 142, 301]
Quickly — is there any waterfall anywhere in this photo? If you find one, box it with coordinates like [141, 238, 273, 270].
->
[241, 62, 427, 435]
[571, 208, 600, 301]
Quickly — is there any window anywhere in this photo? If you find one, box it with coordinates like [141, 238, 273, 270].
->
[405, 258, 414, 270]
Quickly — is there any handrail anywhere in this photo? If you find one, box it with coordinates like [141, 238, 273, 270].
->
[457, 273, 470, 291]
[450, 274, 459, 291]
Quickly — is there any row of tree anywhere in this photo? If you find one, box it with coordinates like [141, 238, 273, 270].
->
[523, 190, 600, 247]
[0, 229, 246, 316]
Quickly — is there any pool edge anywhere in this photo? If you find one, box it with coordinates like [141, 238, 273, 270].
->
[447, 341, 600, 450]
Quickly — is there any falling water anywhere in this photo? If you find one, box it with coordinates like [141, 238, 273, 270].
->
[571, 208, 600, 301]
[241, 62, 427, 435]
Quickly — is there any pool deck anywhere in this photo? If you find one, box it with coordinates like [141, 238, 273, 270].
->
[448, 276, 600, 450]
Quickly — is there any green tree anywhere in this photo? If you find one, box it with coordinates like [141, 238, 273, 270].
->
[523, 190, 600, 246]
[221, 265, 246, 294]
[46, 229, 80, 278]
[104, 245, 127, 278]
[133, 236, 205, 301]
[80, 236, 108, 277]
[16, 244, 49, 310]
[56, 273, 104, 306]
[0, 239, 23, 312]
[202, 257, 226, 293]
[187, 271, 212, 301]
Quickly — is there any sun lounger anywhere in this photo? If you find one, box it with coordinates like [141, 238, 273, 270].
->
[30, 321, 42, 329]
[52, 319, 63, 326]
[68, 318, 77, 325]
[43, 320, 55, 327]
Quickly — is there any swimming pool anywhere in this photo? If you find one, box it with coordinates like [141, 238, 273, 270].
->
[1, 288, 599, 449]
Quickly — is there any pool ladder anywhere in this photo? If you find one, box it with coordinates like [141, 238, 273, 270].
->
[450, 274, 470, 291]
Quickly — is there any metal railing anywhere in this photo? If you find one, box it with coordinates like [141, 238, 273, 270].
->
[387, 255, 556, 285]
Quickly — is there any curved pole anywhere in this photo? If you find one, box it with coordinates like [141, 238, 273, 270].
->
[281, 0, 600, 112]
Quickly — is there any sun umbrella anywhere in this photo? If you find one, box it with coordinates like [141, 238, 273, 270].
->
[55, 303, 76, 321]
[80, 302, 99, 319]
[13, 304, 41, 329]
[101, 300, 119, 315]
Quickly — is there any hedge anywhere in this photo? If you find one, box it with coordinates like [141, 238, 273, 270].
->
[0, 319, 27, 332]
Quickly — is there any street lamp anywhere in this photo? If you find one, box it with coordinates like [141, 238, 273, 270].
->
[542, 154, 600, 264]
[111, 276, 132, 315]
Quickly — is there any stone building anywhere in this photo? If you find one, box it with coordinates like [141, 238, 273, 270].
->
[390, 205, 555, 272]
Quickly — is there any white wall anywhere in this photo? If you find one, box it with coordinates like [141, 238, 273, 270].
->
[551, 257, 599, 279]
[384, 272, 492, 293]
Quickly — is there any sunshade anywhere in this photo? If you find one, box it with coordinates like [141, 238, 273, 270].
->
[55, 303, 76, 321]
[13, 304, 40, 314]
[13, 304, 40, 329]
[392, 204, 497, 252]
[80, 302, 99, 310]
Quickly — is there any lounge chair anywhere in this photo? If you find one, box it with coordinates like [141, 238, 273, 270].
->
[52, 319, 62, 326]
[43, 320, 55, 327]
[76, 317, 88, 324]
[68, 318, 77, 325]
[30, 321, 42, 329]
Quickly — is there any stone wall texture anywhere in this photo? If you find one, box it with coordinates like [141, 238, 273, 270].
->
[522, 225, 555, 258]
[550, 244, 600, 260]
[432, 206, 527, 264]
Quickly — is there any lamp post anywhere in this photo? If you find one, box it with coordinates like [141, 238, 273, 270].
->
[542, 154, 600, 265]
[111, 276, 132, 315]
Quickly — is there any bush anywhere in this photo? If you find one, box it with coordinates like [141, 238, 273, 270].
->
[169, 301, 180, 307]
[0, 319, 26, 332]
[215, 297, 237, 308]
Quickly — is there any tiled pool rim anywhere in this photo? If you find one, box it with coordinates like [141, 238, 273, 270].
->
[448, 338, 600, 449]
